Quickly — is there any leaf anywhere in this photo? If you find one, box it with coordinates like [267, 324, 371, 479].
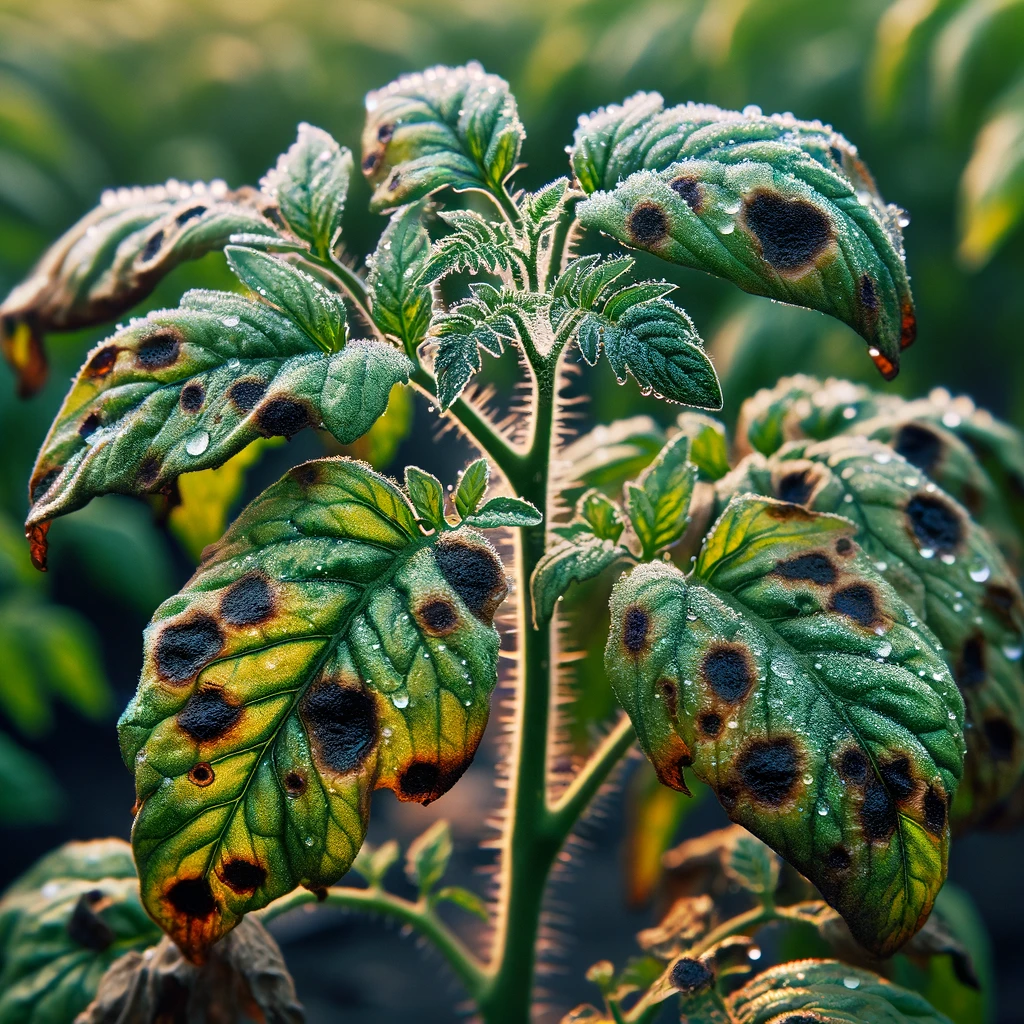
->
[465, 496, 542, 530]
[626, 434, 698, 558]
[559, 417, 667, 505]
[521, 177, 570, 234]
[368, 203, 432, 355]
[27, 289, 412, 568]
[350, 838, 401, 890]
[226, 246, 348, 352]
[405, 819, 453, 894]
[342, 383, 415, 471]
[724, 834, 780, 899]
[455, 458, 489, 519]
[0, 181, 279, 395]
[422, 210, 523, 283]
[606, 495, 965, 956]
[0, 731, 62, 826]
[436, 885, 489, 921]
[636, 894, 716, 960]
[260, 122, 351, 257]
[675, 412, 731, 481]
[579, 489, 625, 543]
[118, 458, 509, 959]
[405, 466, 447, 530]
[572, 94, 916, 379]
[360, 61, 524, 211]
[0, 839, 162, 1024]
[532, 536, 629, 627]
[727, 959, 955, 1024]
[722, 434, 1024, 830]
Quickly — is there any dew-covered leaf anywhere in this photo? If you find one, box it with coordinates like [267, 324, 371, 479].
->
[435, 885, 489, 921]
[606, 495, 965, 956]
[0, 182, 279, 396]
[117, 457, 509, 959]
[464, 496, 542, 529]
[405, 466, 447, 531]
[405, 819, 452, 894]
[625, 434, 697, 558]
[455, 458, 489, 519]
[260, 122, 351, 258]
[579, 489, 625, 543]
[27, 289, 412, 568]
[422, 210, 523, 284]
[532, 535, 630, 627]
[361, 62, 524, 211]
[572, 95, 916, 379]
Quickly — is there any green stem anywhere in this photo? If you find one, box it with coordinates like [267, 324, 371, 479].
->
[258, 886, 486, 996]
[543, 195, 582, 291]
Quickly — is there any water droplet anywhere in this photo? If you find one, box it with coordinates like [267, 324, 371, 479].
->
[817, 802, 829, 816]
[803, 774, 813, 785]
[969, 564, 991, 583]
[382, 727, 392, 738]
[877, 642, 892, 658]
[873, 452, 892, 464]
[844, 978, 860, 990]
[222, 316, 240, 328]
[392, 693, 409, 709]
[942, 411, 961, 428]
[304, 836, 314, 847]
[842, 406, 857, 420]
[748, 945, 762, 960]
[227, 358, 240, 369]
[186, 431, 210, 456]
[727, 720, 738, 729]
[874, 560, 888, 572]
[718, 222, 735, 234]
[1002, 642, 1023, 661]
[919, 547, 935, 560]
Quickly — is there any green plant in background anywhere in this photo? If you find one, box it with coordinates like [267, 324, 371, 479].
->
[0, 54, 1018, 1024]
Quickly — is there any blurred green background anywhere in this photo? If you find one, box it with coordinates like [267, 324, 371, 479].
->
[1, 0, 1022, 1020]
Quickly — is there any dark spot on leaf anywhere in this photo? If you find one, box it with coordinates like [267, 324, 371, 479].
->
[136, 332, 180, 370]
[859, 274, 878, 313]
[228, 377, 268, 413]
[780, 1017, 824, 1024]
[829, 145, 845, 166]
[984, 718, 1015, 761]
[188, 762, 214, 787]
[835, 537, 853, 555]
[138, 456, 161, 489]
[955, 635, 986, 690]
[418, 598, 459, 636]
[906, 493, 962, 554]
[312, 886, 328, 902]
[400, 760, 440, 802]
[377, 123, 393, 143]
[179, 382, 205, 413]
[699, 712, 722, 738]
[175, 205, 207, 227]
[389, 172, 401, 191]
[669, 957, 713, 993]
[177, 689, 241, 742]
[861, 778, 897, 841]
[362, 152, 380, 173]
[984, 584, 1020, 630]
[962, 482, 984, 515]
[925, 786, 947, 835]
[838, 748, 868, 784]
[830, 583, 880, 627]
[30, 468, 60, 504]
[141, 230, 165, 262]
[622, 606, 650, 656]
[220, 572, 274, 627]
[669, 176, 702, 211]
[85, 345, 117, 378]
[718, 782, 739, 810]
[894, 423, 942, 473]
[743, 191, 831, 272]
[78, 411, 102, 439]
[67, 892, 114, 951]
[433, 536, 507, 623]
[826, 846, 851, 871]
[701, 644, 754, 703]
[776, 470, 814, 505]
[627, 202, 669, 244]
[870, 348, 898, 380]
[221, 859, 266, 894]
[774, 551, 837, 585]
[256, 397, 311, 438]
[880, 755, 915, 803]
[737, 737, 799, 805]
[167, 878, 216, 918]
[293, 463, 320, 487]
[154, 614, 224, 683]
[300, 682, 378, 774]
[764, 502, 816, 521]
[284, 771, 306, 796]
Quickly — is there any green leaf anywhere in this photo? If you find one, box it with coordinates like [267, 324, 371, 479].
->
[552, 254, 635, 311]
[361, 62, 524, 211]
[0, 182, 279, 396]
[435, 885, 489, 921]
[0, 839, 162, 1023]
[225, 246, 348, 352]
[455, 458, 490, 519]
[728, 960, 955, 1023]
[724, 834, 780, 899]
[422, 210, 523, 283]
[606, 495, 965, 957]
[368, 203, 432, 355]
[350, 839, 400, 888]
[465, 496, 542, 529]
[579, 489, 625, 543]
[260, 122, 352, 258]
[0, 732, 62, 826]
[405, 819, 453, 895]
[405, 466, 447, 530]
[675, 412, 731, 481]
[625, 434, 698, 558]
[521, 178, 570, 234]
[572, 94, 916, 379]
[532, 535, 629, 626]
[27, 289, 412, 567]
[118, 458, 509, 959]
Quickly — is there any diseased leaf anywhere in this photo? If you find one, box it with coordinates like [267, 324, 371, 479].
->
[406, 819, 453, 894]
[118, 457, 510, 959]
[0, 181, 279, 395]
[405, 466, 447, 530]
[27, 289, 412, 568]
[572, 95, 916, 379]
[260, 122, 351, 257]
[435, 885, 489, 921]
[464, 496, 542, 529]
[636, 894, 716, 960]
[606, 495, 965, 956]
[532, 535, 629, 627]
[361, 62, 524, 211]
[455, 458, 489, 519]
[626, 434, 697, 558]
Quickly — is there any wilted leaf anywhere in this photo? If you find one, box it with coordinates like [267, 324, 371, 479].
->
[572, 95, 915, 379]
[606, 495, 965, 956]
[118, 458, 509, 960]
[636, 894, 716, 960]
[361, 62, 524, 211]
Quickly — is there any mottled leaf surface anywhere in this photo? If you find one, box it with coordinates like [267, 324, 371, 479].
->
[571, 95, 915, 378]
[118, 458, 509, 959]
[606, 495, 965, 956]
[27, 289, 411, 567]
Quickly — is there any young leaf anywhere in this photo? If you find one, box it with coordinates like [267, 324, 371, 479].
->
[405, 466, 447, 530]
[260, 122, 352, 258]
[553, 254, 636, 312]
[580, 489, 625, 543]
[422, 210, 523, 283]
[625, 434, 698, 558]
[361, 62, 524, 211]
[27, 290, 412, 568]
[405, 819, 453, 895]
[435, 885, 489, 921]
[226, 246, 348, 352]
[675, 412, 731, 481]
[606, 495, 965, 957]
[464, 496, 542, 529]
[368, 203, 432, 355]
[532, 536, 629, 626]
[351, 839, 401, 889]
[118, 458, 510, 959]
[723, 834, 780, 899]
[455, 459, 490, 519]
[0, 183, 279, 395]
[572, 95, 916, 379]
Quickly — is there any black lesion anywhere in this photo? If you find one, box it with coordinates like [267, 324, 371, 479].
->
[860, 777, 898, 841]
[167, 877, 216, 918]
[669, 176, 702, 211]
[228, 377, 268, 413]
[418, 598, 459, 636]
[658, 678, 678, 718]
[175, 205, 208, 227]
[220, 572, 275, 627]
[627, 202, 669, 245]
[256, 397, 311, 438]
[669, 957, 713, 994]
[179, 382, 205, 413]
[837, 748, 868, 784]
[829, 583, 881, 628]
[955, 635, 986, 690]
[742, 191, 832, 272]
[433, 536, 507, 624]
[154, 614, 224, 684]
[30, 467, 61, 504]
[924, 785, 948, 836]
[78, 411, 102, 439]
[859, 274, 879, 314]
[399, 760, 440, 802]
[177, 688, 242, 742]
[983, 717, 1016, 761]
[826, 845, 851, 871]
[894, 423, 942, 474]
[699, 712, 722, 738]
[140, 230, 165, 263]
[773, 551, 837, 585]
[906, 493, 963, 555]
[67, 891, 115, 951]
[221, 859, 267, 894]
[702, 644, 755, 703]
[622, 606, 650, 656]
[300, 682, 378, 774]
[879, 755, 915, 803]
[136, 331, 180, 370]
[776, 469, 815, 505]
[736, 737, 799, 806]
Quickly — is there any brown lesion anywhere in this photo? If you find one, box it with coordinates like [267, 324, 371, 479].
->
[283, 770, 307, 796]
[658, 677, 678, 719]
[292, 462, 321, 488]
[219, 858, 267, 894]
[829, 582, 884, 630]
[416, 595, 460, 637]
[622, 605, 651, 657]
[138, 455, 162, 489]
[648, 732, 694, 795]
[740, 189, 833, 276]
[771, 461, 828, 508]
[255, 396, 312, 438]
[733, 735, 802, 808]
[700, 643, 756, 704]
[188, 762, 215, 787]
[626, 201, 670, 245]
[983, 582, 1024, 630]
[900, 299, 917, 350]
[394, 749, 477, 805]
[669, 176, 703, 212]
[135, 329, 182, 371]
[219, 572, 275, 628]
[432, 534, 508, 625]
[84, 344, 118, 379]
